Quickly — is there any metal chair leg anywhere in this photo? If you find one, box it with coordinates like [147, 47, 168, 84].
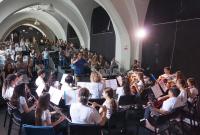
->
[7, 115, 13, 135]
[4, 110, 8, 127]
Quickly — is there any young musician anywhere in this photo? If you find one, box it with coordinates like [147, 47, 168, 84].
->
[144, 87, 180, 126]
[98, 88, 117, 119]
[35, 69, 46, 87]
[158, 67, 173, 82]
[35, 93, 66, 134]
[187, 78, 199, 103]
[89, 71, 104, 99]
[174, 79, 188, 108]
[2, 74, 17, 100]
[131, 72, 145, 95]
[61, 75, 74, 105]
[70, 88, 107, 125]
[11, 83, 36, 125]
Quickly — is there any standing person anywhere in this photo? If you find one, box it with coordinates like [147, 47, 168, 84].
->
[71, 52, 88, 76]
[42, 48, 49, 69]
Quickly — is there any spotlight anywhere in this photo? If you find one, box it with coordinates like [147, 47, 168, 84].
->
[135, 28, 148, 39]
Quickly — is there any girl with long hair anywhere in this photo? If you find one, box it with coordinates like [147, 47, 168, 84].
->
[11, 83, 36, 125]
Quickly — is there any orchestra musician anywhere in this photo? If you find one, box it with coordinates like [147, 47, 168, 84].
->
[35, 92, 67, 134]
[70, 88, 107, 126]
[144, 87, 180, 127]
[2, 74, 17, 100]
[35, 69, 46, 88]
[89, 71, 104, 99]
[61, 75, 74, 105]
[97, 88, 117, 120]
[129, 72, 145, 95]
[187, 78, 199, 103]
[157, 79, 188, 108]
[11, 83, 37, 125]
[158, 67, 173, 82]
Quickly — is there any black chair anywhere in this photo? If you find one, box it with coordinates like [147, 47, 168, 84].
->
[106, 110, 126, 135]
[68, 122, 102, 135]
[140, 107, 184, 135]
[4, 102, 23, 135]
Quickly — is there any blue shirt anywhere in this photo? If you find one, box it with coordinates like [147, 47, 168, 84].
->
[73, 58, 87, 75]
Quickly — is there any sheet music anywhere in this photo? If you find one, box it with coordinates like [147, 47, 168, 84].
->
[60, 74, 74, 84]
[36, 84, 45, 96]
[151, 84, 163, 99]
[49, 86, 63, 105]
[105, 79, 118, 90]
[159, 81, 168, 92]
[77, 82, 104, 98]
[77, 82, 91, 89]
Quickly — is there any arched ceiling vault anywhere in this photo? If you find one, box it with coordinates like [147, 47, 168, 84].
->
[2, 19, 56, 41]
[0, 10, 66, 41]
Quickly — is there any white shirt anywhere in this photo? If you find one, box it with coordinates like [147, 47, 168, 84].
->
[41, 109, 51, 124]
[188, 87, 199, 103]
[116, 87, 125, 101]
[161, 97, 177, 112]
[70, 102, 101, 124]
[42, 51, 49, 59]
[2, 86, 14, 100]
[89, 82, 104, 99]
[102, 100, 114, 119]
[19, 96, 27, 113]
[35, 76, 45, 87]
[174, 89, 187, 108]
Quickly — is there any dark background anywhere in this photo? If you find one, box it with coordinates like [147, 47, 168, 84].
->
[90, 7, 115, 62]
[142, 0, 200, 83]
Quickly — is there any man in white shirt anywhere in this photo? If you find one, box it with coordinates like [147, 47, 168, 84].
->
[70, 88, 107, 125]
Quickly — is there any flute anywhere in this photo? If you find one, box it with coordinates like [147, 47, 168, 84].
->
[49, 103, 71, 122]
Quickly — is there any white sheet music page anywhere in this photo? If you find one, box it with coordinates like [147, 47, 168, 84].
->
[49, 86, 63, 105]
[76, 82, 91, 89]
[151, 83, 163, 99]
[105, 79, 118, 90]
[36, 84, 45, 96]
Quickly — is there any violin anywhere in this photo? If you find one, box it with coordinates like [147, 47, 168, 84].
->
[128, 73, 138, 94]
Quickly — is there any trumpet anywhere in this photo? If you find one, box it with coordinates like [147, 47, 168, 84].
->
[49, 103, 71, 122]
